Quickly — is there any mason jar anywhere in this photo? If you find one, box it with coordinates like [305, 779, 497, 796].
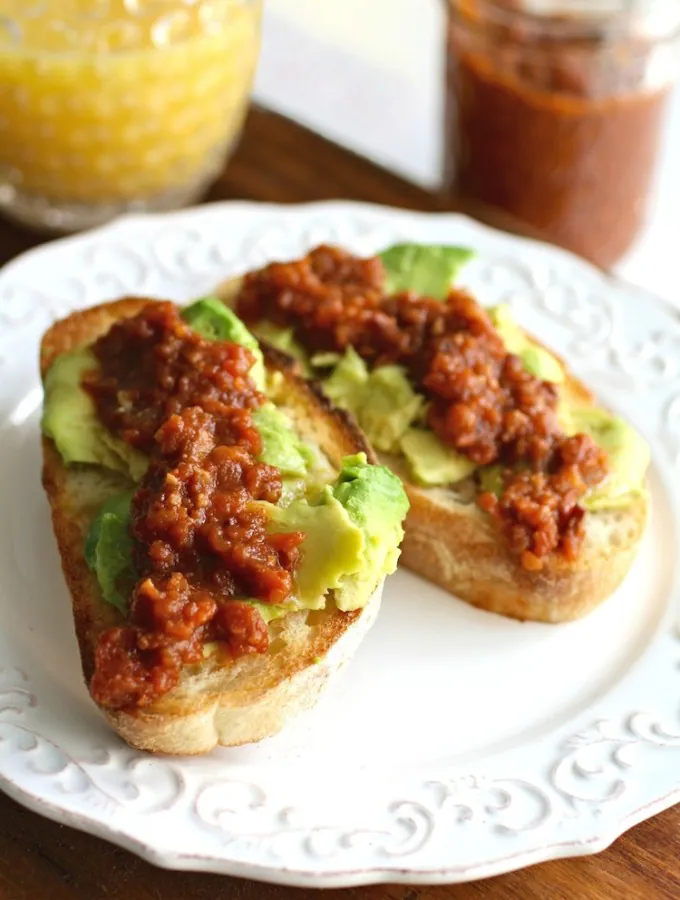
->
[444, 0, 680, 268]
[0, 0, 262, 233]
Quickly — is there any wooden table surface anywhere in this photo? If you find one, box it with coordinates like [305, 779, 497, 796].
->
[1, 106, 678, 900]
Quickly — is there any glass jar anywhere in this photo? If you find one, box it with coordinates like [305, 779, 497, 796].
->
[444, 0, 680, 268]
[0, 0, 262, 233]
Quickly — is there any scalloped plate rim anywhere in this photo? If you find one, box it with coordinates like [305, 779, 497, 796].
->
[0, 199, 679, 887]
[2, 771, 680, 888]
[3, 199, 679, 321]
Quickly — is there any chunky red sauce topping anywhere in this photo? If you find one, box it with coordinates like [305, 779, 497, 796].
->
[84, 302, 304, 710]
[236, 245, 608, 570]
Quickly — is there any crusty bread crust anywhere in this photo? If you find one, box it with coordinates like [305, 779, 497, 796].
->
[391, 456, 647, 623]
[40, 298, 383, 754]
[214, 276, 649, 624]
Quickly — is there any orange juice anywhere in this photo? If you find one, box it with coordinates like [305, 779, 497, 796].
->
[0, 1, 262, 229]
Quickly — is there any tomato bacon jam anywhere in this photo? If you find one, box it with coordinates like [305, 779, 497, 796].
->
[236, 245, 608, 572]
[83, 302, 304, 710]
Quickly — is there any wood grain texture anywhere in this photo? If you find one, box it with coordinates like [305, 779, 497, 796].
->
[1, 791, 679, 900]
[0, 106, 678, 899]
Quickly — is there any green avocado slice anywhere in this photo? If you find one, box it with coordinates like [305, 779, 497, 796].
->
[563, 407, 650, 510]
[84, 490, 136, 614]
[41, 349, 148, 481]
[379, 243, 475, 299]
[489, 304, 565, 384]
[400, 428, 476, 487]
[331, 453, 409, 610]
[252, 404, 315, 477]
[357, 366, 424, 454]
[181, 297, 266, 389]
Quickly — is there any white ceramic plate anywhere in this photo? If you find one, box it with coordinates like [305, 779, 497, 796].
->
[1, 201, 679, 888]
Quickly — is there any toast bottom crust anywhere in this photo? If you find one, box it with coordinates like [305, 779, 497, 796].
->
[398, 479, 648, 624]
[105, 586, 383, 754]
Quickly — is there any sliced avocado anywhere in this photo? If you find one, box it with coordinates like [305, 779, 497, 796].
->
[332, 453, 409, 611]
[357, 366, 424, 454]
[322, 346, 369, 412]
[251, 401, 336, 505]
[84, 490, 135, 567]
[248, 600, 296, 624]
[84, 490, 136, 613]
[489, 304, 525, 354]
[253, 321, 313, 377]
[380, 243, 475, 299]
[267, 490, 366, 610]
[266, 453, 408, 613]
[564, 407, 650, 510]
[520, 345, 565, 384]
[41, 349, 148, 481]
[323, 352, 425, 454]
[310, 351, 343, 368]
[252, 404, 314, 478]
[489, 304, 564, 384]
[478, 464, 505, 497]
[400, 428, 477, 487]
[99, 431, 148, 481]
[181, 297, 266, 390]
[556, 399, 575, 435]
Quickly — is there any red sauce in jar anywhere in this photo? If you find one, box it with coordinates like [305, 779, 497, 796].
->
[237, 245, 609, 572]
[444, 4, 673, 268]
[83, 302, 304, 710]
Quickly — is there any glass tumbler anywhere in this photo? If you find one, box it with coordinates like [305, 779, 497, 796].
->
[0, 0, 262, 233]
[444, 0, 680, 269]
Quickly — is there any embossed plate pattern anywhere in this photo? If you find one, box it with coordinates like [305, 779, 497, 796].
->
[0, 201, 679, 887]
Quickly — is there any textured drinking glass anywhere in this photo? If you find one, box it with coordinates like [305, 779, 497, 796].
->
[0, 0, 262, 232]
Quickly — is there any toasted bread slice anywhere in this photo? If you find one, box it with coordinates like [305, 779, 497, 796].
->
[214, 276, 649, 624]
[40, 298, 383, 754]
